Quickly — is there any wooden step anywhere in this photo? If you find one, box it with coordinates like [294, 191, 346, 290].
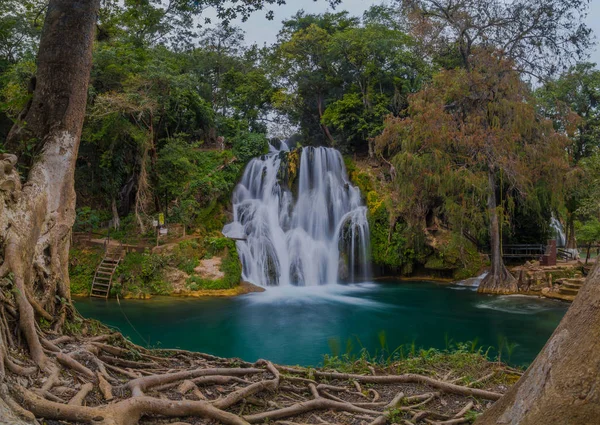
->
[98, 267, 116, 272]
[92, 286, 109, 292]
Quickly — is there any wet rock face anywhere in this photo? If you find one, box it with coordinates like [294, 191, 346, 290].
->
[338, 254, 349, 281]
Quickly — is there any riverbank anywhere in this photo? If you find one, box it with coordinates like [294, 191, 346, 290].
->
[70, 231, 589, 303]
[384, 260, 588, 303]
[70, 235, 247, 299]
[11, 320, 522, 425]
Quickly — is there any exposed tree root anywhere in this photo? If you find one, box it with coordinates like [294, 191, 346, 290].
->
[310, 371, 502, 400]
[0, 327, 511, 425]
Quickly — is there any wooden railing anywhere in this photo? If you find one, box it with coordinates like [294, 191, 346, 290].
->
[557, 248, 575, 261]
[501, 244, 546, 259]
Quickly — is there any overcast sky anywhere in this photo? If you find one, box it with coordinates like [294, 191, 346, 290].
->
[208, 0, 600, 68]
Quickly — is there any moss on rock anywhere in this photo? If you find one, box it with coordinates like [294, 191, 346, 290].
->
[424, 232, 484, 280]
[345, 156, 483, 280]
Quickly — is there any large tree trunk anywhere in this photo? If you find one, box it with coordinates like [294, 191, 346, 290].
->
[0, 0, 100, 370]
[476, 259, 600, 424]
[478, 171, 517, 294]
[566, 210, 577, 249]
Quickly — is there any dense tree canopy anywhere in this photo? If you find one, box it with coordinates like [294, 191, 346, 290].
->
[401, 0, 593, 79]
[0, 0, 594, 270]
[536, 62, 600, 247]
[271, 8, 428, 153]
[0, 0, 599, 424]
[376, 51, 570, 291]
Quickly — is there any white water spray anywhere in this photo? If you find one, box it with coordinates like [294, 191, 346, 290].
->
[550, 216, 566, 247]
[223, 144, 370, 287]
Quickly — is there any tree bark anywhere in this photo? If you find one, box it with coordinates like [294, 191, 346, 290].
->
[566, 210, 577, 249]
[476, 259, 600, 425]
[478, 170, 517, 294]
[0, 0, 100, 369]
[317, 95, 336, 146]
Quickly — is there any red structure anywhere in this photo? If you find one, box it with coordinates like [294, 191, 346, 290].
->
[540, 239, 557, 266]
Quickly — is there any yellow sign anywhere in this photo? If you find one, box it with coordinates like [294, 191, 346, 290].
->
[158, 213, 165, 226]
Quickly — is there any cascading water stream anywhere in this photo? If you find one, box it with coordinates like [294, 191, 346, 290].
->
[550, 216, 566, 247]
[223, 144, 370, 287]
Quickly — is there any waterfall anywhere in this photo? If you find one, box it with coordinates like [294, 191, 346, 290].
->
[550, 216, 566, 247]
[455, 272, 488, 289]
[223, 144, 370, 287]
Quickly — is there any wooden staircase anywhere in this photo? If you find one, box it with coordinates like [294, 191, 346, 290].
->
[91, 245, 124, 298]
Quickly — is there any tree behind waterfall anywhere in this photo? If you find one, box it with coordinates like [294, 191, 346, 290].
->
[270, 7, 427, 152]
[400, 0, 593, 80]
[375, 52, 570, 293]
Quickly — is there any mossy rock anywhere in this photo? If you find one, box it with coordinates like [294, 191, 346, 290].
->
[276, 148, 302, 192]
[423, 232, 484, 280]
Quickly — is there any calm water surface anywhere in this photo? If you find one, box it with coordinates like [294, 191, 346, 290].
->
[75, 281, 568, 367]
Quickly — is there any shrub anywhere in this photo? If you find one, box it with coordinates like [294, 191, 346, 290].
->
[69, 247, 104, 295]
[114, 251, 172, 297]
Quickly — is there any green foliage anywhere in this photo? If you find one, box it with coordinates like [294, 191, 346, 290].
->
[321, 337, 512, 383]
[154, 137, 248, 233]
[424, 233, 484, 280]
[576, 219, 600, 246]
[170, 239, 204, 274]
[0, 57, 36, 118]
[114, 251, 172, 297]
[69, 248, 104, 296]
[536, 62, 600, 164]
[375, 52, 569, 271]
[536, 63, 600, 233]
[68, 15, 274, 225]
[74, 207, 111, 231]
[368, 201, 412, 272]
[0, 0, 41, 65]
[272, 8, 428, 152]
[230, 132, 269, 162]
[321, 92, 390, 150]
